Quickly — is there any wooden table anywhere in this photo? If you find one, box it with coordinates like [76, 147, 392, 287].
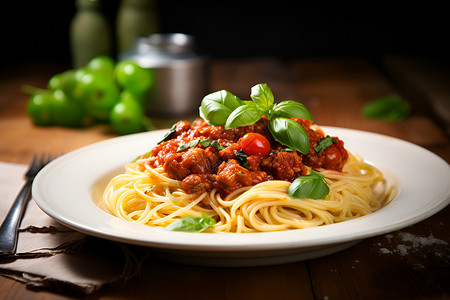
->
[1, 57, 449, 299]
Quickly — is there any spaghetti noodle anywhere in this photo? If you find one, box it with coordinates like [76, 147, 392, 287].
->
[102, 152, 396, 233]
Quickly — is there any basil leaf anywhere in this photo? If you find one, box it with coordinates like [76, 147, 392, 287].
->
[225, 103, 263, 129]
[157, 123, 177, 144]
[268, 118, 310, 154]
[314, 135, 337, 153]
[177, 139, 200, 152]
[198, 139, 211, 147]
[288, 170, 330, 200]
[272, 100, 313, 121]
[199, 90, 244, 126]
[212, 140, 225, 150]
[271, 148, 294, 154]
[132, 150, 152, 162]
[235, 149, 250, 169]
[177, 139, 224, 152]
[165, 213, 216, 232]
[250, 83, 274, 110]
[199, 101, 230, 126]
[362, 94, 410, 121]
[200, 139, 224, 150]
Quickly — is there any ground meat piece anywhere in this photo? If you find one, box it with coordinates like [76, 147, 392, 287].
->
[292, 118, 348, 171]
[174, 120, 191, 136]
[164, 147, 221, 180]
[163, 153, 186, 179]
[148, 140, 178, 168]
[303, 137, 348, 172]
[302, 136, 348, 171]
[322, 138, 348, 171]
[191, 118, 208, 129]
[218, 143, 241, 161]
[261, 151, 307, 181]
[181, 174, 214, 194]
[215, 159, 271, 194]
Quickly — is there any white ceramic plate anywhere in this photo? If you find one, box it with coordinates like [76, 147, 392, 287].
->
[33, 127, 450, 267]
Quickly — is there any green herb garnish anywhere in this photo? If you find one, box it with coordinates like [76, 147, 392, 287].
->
[225, 102, 263, 129]
[177, 139, 224, 152]
[132, 150, 152, 162]
[271, 148, 294, 153]
[268, 117, 310, 154]
[288, 170, 330, 200]
[362, 94, 411, 121]
[314, 135, 337, 153]
[200, 83, 312, 154]
[235, 149, 250, 169]
[158, 123, 177, 144]
[164, 213, 216, 232]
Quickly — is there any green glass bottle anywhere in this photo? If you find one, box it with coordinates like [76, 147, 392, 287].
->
[116, 0, 159, 54]
[70, 0, 112, 68]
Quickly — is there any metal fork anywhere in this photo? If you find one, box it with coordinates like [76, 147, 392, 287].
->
[0, 153, 55, 255]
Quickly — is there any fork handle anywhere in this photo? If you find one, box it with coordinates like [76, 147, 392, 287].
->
[0, 180, 32, 255]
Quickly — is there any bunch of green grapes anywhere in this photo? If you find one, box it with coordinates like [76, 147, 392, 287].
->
[26, 56, 155, 135]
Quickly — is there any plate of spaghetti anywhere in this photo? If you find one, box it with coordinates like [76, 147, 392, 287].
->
[33, 84, 450, 267]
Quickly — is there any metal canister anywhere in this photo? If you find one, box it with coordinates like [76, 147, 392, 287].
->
[119, 33, 208, 118]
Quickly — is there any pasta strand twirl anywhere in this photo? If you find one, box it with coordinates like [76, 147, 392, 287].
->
[101, 153, 397, 233]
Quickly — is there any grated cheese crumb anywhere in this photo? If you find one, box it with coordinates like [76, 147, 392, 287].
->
[377, 231, 448, 257]
[379, 247, 392, 254]
[398, 232, 447, 247]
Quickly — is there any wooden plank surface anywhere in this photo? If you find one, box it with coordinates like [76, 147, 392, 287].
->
[0, 57, 449, 299]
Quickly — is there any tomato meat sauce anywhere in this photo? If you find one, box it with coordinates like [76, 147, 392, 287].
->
[146, 117, 348, 195]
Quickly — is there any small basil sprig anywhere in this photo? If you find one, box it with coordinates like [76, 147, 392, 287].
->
[224, 84, 274, 128]
[196, 84, 331, 200]
[288, 170, 330, 200]
[314, 135, 337, 153]
[235, 149, 250, 169]
[177, 139, 224, 152]
[158, 123, 177, 144]
[132, 150, 153, 162]
[199, 83, 313, 154]
[271, 148, 294, 153]
[362, 93, 410, 121]
[165, 213, 216, 232]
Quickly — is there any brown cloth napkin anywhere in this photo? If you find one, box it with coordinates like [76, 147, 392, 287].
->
[0, 161, 143, 296]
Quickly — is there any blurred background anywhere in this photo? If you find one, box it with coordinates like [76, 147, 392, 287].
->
[1, 1, 449, 69]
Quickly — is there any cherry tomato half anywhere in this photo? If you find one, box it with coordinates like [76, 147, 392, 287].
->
[239, 133, 271, 157]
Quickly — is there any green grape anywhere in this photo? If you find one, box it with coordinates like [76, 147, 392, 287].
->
[48, 69, 78, 97]
[73, 71, 119, 122]
[47, 74, 61, 90]
[50, 90, 85, 127]
[26, 92, 53, 126]
[110, 91, 144, 135]
[86, 55, 115, 75]
[114, 60, 154, 94]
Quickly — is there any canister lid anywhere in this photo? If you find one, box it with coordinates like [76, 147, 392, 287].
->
[120, 33, 203, 68]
